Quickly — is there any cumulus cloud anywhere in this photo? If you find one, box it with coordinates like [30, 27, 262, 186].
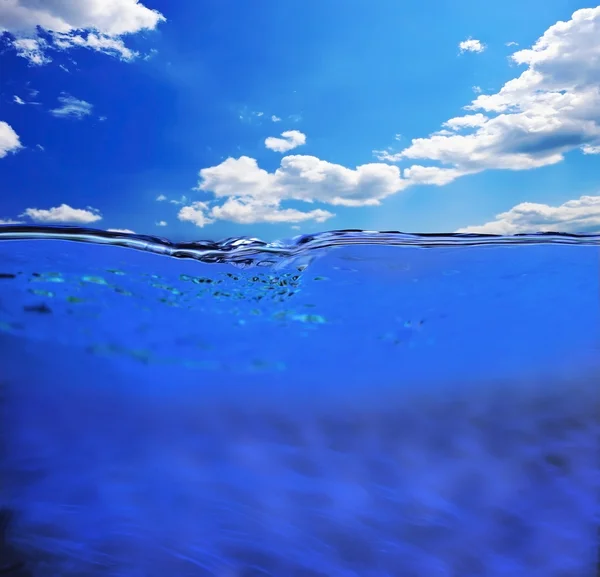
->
[156, 194, 167, 201]
[0, 0, 165, 64]
[0, 218, 24, 224]
[21, 204, 102, 223]
[459, 38, 485, 53]
[50, 94, 92, 119]
[265, 130, 306, 153]
[271, 115, 281, 122]
[156, 220, 167, 226]
[177, 155, 414, 227]
[0, 121, 22, 158]
[107, 228, 135, 234]
[210, 199, 332, 225]
[378, 7, 600, 184]
[179, 148, 484, 227]
[178, 202, 214, 228]
[457, 195, 600, 234]
[442, 113, 489, 130]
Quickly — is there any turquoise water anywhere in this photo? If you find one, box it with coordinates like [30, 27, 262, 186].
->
[0, 226, 598, 576]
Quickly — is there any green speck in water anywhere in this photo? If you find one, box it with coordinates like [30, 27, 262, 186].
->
[66, 296, 85, 303]
[291, 313, 326, 324]
[0, 321, 14, 332]
[29, 289, 54, 297]
[82, 275, 108, 285]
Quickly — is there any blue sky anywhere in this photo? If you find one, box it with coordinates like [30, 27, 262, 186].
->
[1, 0, 599, 241]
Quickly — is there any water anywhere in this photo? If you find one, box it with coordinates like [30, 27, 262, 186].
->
[0, 225, 598, 576]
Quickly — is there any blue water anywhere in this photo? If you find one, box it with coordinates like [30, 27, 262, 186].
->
[0, 226, 598, 576]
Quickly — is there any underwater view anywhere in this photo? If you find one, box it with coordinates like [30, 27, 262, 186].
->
[0, 226, 598, 576]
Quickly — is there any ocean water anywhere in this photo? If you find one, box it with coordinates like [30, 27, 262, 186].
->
[0, 226, 598, 577]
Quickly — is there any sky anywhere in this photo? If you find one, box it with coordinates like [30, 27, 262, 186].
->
[1, 0, 600, 241]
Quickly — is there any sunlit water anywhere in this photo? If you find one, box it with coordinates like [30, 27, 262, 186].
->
[0, 226, 599, 577]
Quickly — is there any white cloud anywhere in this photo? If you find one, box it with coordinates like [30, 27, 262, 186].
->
[36, 144, 44, 151]
[199, 155, 408, 206]
[0, 218, 24, 224]
[50, 94, 92, 119]
[12, 92, 40, 105]
[0, 121, 22, 158]
[401, 165, 464, 186]
[107, 228, 135, 234]
[156, 194, 167, 201]
[472, 86, 482, 94]
[210, 198, 332, 225]
[265, 130, 306, 153]
[178, 202, 213, 228]
[0, 0, 165, 64]
[52, 32, 136, 60]
[459, 38, 485, 53]
[380, 7, 600, 183]
[271, 115, 281, 122]
[21, 204, 102, 223]
[457, 195, 600, 234]
[156, 220, 167, 226]
[506, 41, 519, 47]
[11, 37, 51, 65]
[582, 145, 600, 155]
[178, 154, 423, 227]
[442, 113, 489, 130]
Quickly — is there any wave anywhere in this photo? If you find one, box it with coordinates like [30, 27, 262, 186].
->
[1, 224, 599, 268]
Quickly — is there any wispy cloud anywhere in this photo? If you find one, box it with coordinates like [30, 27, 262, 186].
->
[12, 38, 52, 65]
[50, 94, 93, 119]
